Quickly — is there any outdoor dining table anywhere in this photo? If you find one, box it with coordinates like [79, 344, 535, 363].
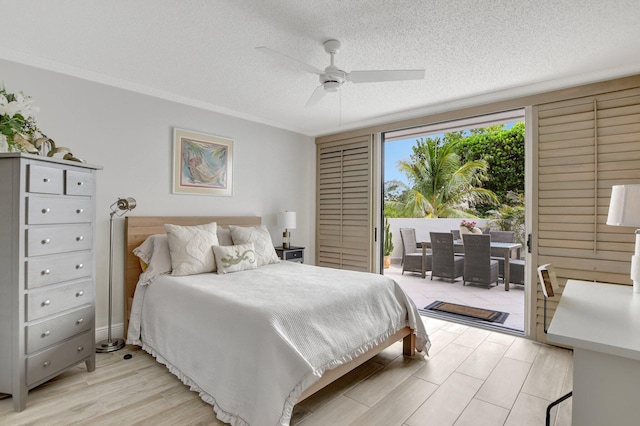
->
[454, 240, 522, 291]
[423, 239, 523, 291]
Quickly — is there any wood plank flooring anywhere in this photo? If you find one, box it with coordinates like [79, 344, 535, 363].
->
[0, 317, 573, 425]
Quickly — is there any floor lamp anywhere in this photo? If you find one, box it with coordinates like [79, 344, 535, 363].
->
[96, 197, 137, 353]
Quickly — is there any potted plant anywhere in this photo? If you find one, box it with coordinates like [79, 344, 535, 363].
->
[384, 218, 394, 268]
[460, 219, 482, 235]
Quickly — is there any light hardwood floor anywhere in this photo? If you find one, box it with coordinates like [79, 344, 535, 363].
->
[0, 317, 573, 425]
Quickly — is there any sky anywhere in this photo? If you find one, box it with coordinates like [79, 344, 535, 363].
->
[384, 136, 434, 186]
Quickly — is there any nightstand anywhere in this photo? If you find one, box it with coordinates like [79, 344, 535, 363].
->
[275, 246, 305, 263]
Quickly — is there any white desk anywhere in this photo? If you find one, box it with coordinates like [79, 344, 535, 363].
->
[547, 280, 640, 426]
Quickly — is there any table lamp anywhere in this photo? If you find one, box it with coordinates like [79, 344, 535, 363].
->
[278, 211, 296, 249]
[96, 197, 137, 352]
[606, 184, 640, 294]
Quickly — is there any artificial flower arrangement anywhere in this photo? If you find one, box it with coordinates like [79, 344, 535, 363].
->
[460, 220, 477, 231]
[0, 86, 84, 161]
[0, 86, 41, 152]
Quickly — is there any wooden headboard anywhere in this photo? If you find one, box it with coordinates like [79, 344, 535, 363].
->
[124, 216, 262, 338]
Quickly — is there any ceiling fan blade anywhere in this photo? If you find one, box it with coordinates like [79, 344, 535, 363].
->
[305, 85, 327, 107]
[256, 46, 324, 75]
[348, 69, 425, 83]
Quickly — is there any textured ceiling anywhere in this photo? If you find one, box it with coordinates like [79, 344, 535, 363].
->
[1, 0, 640, 137]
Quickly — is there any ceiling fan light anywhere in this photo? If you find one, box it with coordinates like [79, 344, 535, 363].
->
[324, 81, 340, 92]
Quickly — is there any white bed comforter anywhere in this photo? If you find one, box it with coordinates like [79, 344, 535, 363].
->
[127, 261, 430, 426]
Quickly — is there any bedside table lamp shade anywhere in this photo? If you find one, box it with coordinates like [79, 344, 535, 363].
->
[278, 211, 296, 249]
[96, 197, 137, 352]
[607, 184, 640, 294]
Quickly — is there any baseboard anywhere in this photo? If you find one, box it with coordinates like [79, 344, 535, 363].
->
[95, 323, 125, 342]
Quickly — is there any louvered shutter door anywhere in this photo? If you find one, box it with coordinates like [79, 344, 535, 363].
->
[534, 86, 640, 340]
[316, 135, 373, 272]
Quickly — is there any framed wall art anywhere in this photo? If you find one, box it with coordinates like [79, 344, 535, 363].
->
[172, 128, 233, 196]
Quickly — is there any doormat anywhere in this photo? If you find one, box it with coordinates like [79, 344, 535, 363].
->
[423, 301, 509, 324]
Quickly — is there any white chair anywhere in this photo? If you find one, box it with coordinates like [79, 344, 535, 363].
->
[537, 264, 572, 426]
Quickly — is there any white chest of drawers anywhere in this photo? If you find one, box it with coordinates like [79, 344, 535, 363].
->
[0, 153, 101, 412]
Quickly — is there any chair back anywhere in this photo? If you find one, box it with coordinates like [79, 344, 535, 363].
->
[462, 234, 492, 273]
[400, 228, 419, 257]
[430, 232, 455, 265]
[490, 230, 515, 243]
[450, 229, 461, 240]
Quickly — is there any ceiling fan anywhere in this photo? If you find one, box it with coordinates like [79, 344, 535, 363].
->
[257, 39, 425, 106]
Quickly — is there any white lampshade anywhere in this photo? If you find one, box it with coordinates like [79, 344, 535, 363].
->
[278, 211, 296, 229]
[607, 184, 640, 227]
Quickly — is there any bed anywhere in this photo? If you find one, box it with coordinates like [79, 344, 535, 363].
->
[123, 216, 430, 426]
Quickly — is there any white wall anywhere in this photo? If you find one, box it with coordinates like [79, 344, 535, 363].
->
[1, 59, 315, 336]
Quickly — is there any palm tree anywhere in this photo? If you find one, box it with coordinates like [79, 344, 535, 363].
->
[395, 136, 497, 218]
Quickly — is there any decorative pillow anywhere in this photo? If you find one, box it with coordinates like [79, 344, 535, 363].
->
[229, 224, 280, 267]
[212, 243, 258, 274]
[216, 227, 233, 246]
[164, 222, 220, 275]
[133, 234, 172, 284]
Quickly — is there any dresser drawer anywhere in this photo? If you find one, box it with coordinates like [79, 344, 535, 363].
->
[27, 164, 64, 194]
[26, 331, 92, 386]
[26, 280, 93, 321]
[26, 252, 92, 289]
[65, 170, 94, 196]
[27, 196, 93, 225]
[27, 225, 93, 256]
[26, 305, 94, 353]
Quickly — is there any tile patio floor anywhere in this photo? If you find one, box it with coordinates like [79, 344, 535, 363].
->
[385, 263, 525, 332]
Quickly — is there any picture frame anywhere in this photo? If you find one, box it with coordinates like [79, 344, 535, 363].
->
[172, 128, 233, 196]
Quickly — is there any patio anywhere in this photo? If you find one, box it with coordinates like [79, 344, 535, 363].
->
[385, 263, 525, 332]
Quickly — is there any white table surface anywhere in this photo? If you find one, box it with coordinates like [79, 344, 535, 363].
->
[547, 279, 640, 361]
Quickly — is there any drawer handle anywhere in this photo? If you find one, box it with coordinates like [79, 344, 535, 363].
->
[43, 361, 51, 368]
[77, 181, 84, 186]
[76, 318, 84, 325]
[41, 269, 51, 275]
[77, 346, 84, 352]
[41, 239, 51, 245]
[43, 178, 50, 183]
[76, 290, 84, 297]
[41, 299, 51, 307]
[41, 330, 51, 338]
[76, 264, 84, 270]
[76, 236, 84, 242]
[76, 208, 84, 214]
[41, 208, 51, 214]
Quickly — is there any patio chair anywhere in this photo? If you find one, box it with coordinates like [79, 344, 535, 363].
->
[499, 259, 525, 286]
[462, 234, 499, 289]
[490, 230, 520, 259]
[450, 229, 464, 254]
[400, 228, 432, 278]
[430, 232, 464, 282]
[490, 230, 519, 279]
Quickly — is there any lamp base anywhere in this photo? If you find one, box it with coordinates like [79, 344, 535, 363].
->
[95, 338, 125, 353]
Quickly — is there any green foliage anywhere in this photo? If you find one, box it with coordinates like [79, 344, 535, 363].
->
[487, 191, 526, 246]
[457, 122, 525, 208]
[384, 218, 394, 256]
[394, 136, 498, 218]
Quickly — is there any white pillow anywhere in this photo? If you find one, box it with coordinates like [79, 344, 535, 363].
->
[132, 234, 172, 284]
[164, 222, 220, 275]
[212, 243, 258, 274]
[229, 225, 280, 267]
[216, 227, 233, 246]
